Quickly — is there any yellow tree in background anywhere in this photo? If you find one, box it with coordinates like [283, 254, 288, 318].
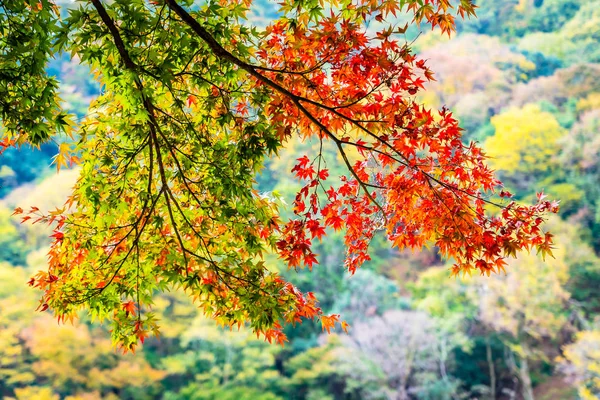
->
[485, 104, 565, 175]
[560, 329, 600, 400]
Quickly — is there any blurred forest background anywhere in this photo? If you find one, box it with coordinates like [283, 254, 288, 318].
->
[1, 0, 600, 399]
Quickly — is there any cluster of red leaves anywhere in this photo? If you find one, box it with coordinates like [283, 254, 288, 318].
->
[257, 3, 556, 281]
[0, 137, 17, 156]
[16, 206, 82, 321]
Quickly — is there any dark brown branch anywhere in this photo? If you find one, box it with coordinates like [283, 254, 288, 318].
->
[91, 0, 160, 80]
[91, 0, 138, 71]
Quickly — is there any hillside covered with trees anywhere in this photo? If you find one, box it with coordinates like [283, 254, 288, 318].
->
[1, 0, 600, 399]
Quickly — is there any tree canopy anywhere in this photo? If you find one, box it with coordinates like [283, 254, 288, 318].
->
[0, 0, 557, 351]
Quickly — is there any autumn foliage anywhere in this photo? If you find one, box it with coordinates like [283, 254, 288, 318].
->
[2, 0, 557, 351]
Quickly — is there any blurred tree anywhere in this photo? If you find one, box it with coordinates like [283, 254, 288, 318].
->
[0, 207, 28, 265]
[283, 339, 345, 399]
[484, 104, 565, 190]
[524, 0, 580, 33]
[420, 34, 534, 111]
[24, 317, 165, 399]
[475, 218, 574, 400]
[458, 0, 522, 37]
[160, 315, 284, 399]
[518, 1, 600, 65]
[331, 269, 403, 324]
[461, 0, 582, 38]
[410, 267, 503, 398]
[338, 310, 466, 400]
[12, 386, 60, 400]
[0, 262, 38, 397]
[557, 110, 600, 251]
[559, 329, 600, 400]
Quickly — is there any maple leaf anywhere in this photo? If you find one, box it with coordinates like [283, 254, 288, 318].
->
[318, 168, 329, 180]
[303, 252, 319, 270]
[321, 314, 340, 334]
[51, 231, 64, 241]
[186, 95, 197, 107]
[494, 257, 508, 275]
[51, 142, 71, 172]
[503, 239, 520, 259]
[306, 219, 326, 241]
[341, 320, 350, 333]
[536, 233, 555, 261]
[482, 231, 495, 248]
[122, 301, 136, 316]
[325, 215, 344, 231]
[49, 207, 65, 216]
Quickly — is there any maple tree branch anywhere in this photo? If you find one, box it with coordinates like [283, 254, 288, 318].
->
[98, 0, 519, 263]
[148, 114, 190, 274]
[79, 187, 164, 303]
[112, 134, 151, 200]
[252, 59, 329, 76]
[293, 98, 387, 215]
[163, 0, 393, 212]
[95, 0, 240, 282]
[90, 0, 161, 81]
[134, 228, 142, 323]
[91, 0, 136, 70]
[425, 178, 470, 242]
[184, 249, 272, 295]
[91, 0, 195, 288]
[166, 0, 372, 117]
[165, 0, 308, 99]
[91, 3, 271, 296]
[79, 1, 518, 280]
[150, 133, 226, 269]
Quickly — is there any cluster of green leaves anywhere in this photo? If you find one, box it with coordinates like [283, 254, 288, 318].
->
[26, 0, 314, 350]
[459, 0, 582, 39]
[0, 0, 73, 145]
